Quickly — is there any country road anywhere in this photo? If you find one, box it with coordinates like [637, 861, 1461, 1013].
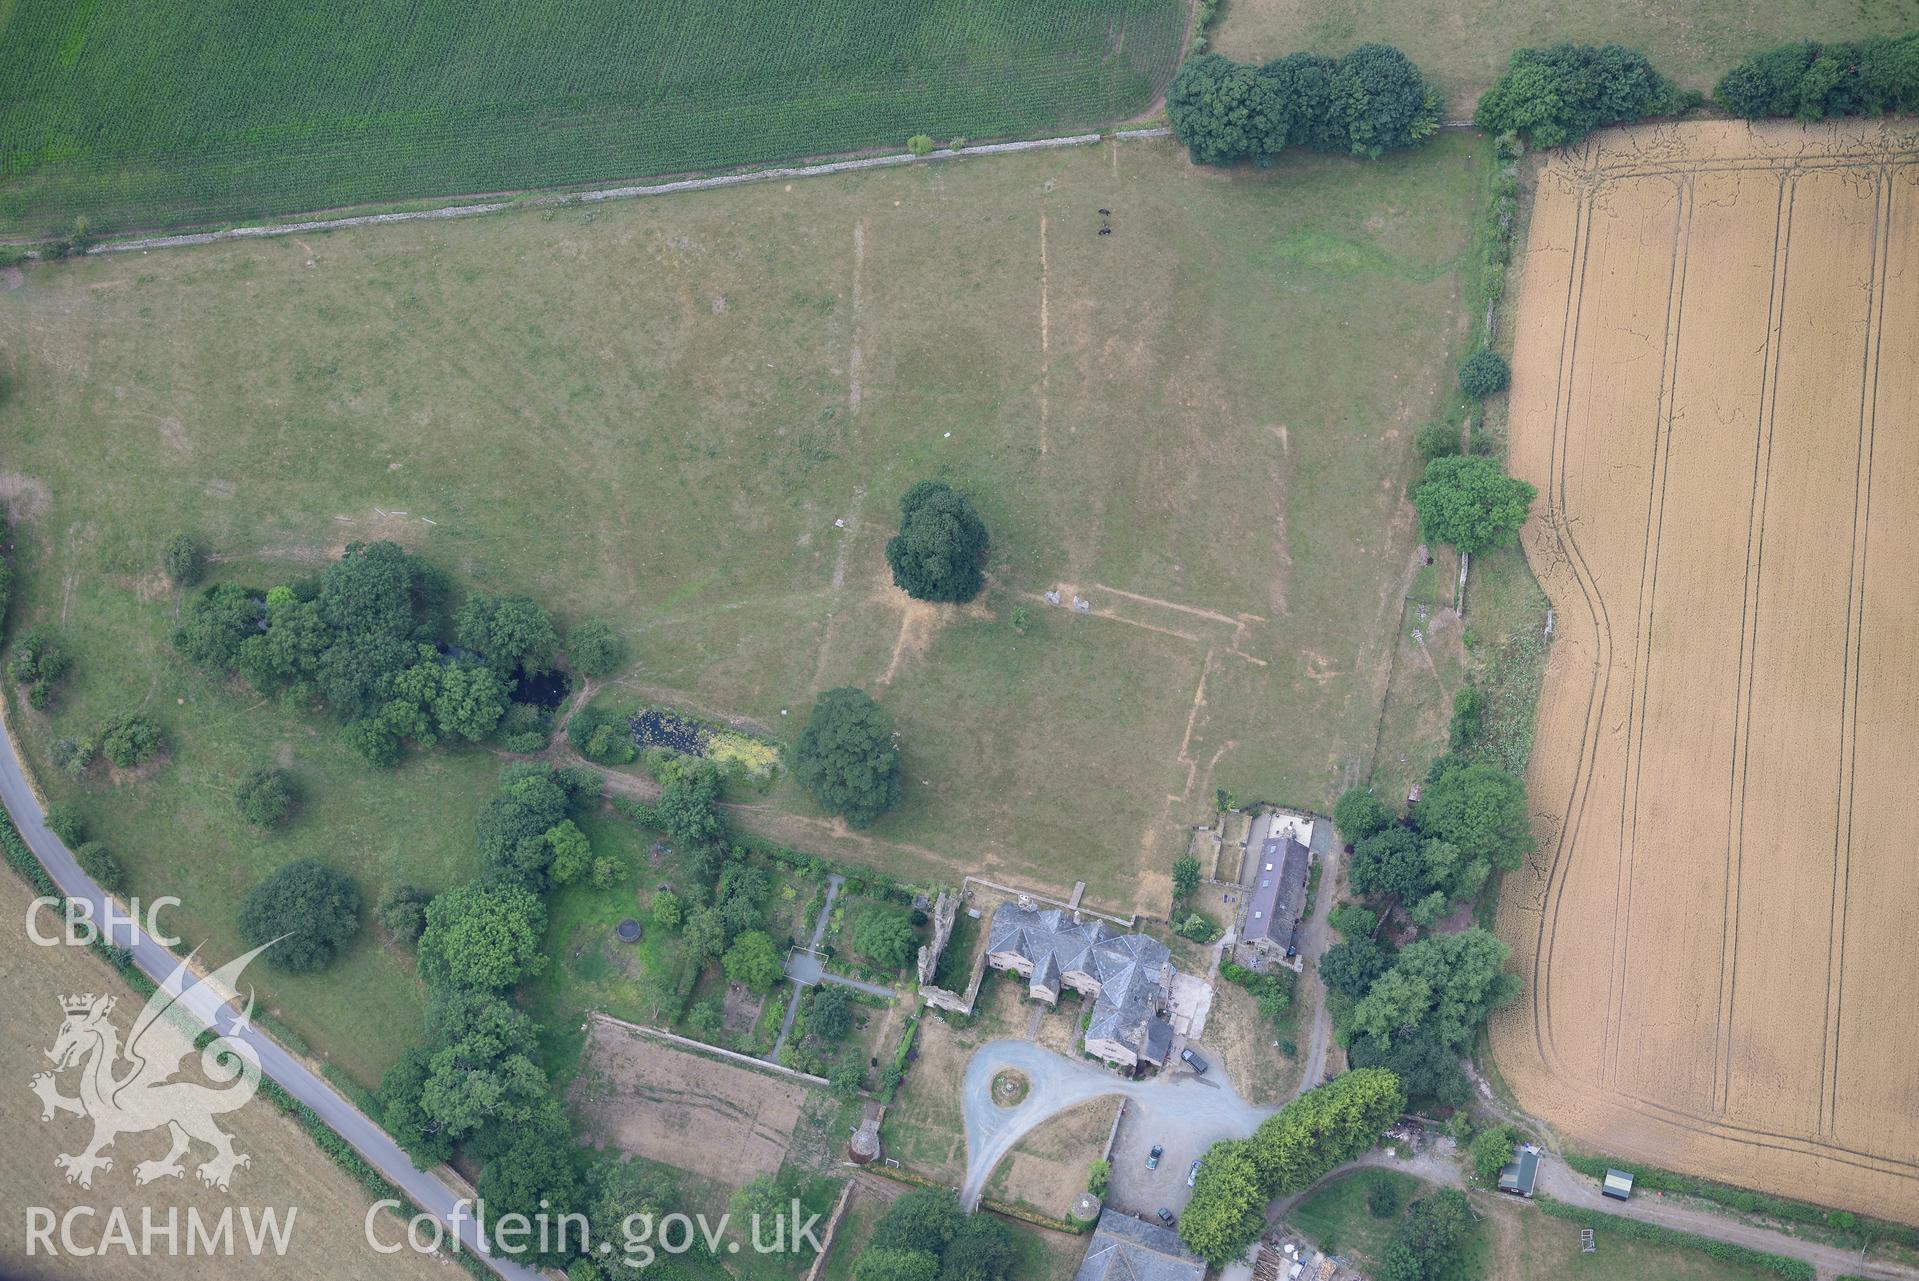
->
[1289, 835, 1342, 1096]
[0, 710, 541, 1280]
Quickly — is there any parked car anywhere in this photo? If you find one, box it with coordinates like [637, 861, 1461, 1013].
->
[1187, 1160, 1201, 1188]
[1180, 1048, 1209, 1073]
[1147, 1144, 1163, 1170]
[1156, 1209, 1176, 1226]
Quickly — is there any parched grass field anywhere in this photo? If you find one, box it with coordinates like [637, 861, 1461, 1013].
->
[0, 134, 1486, 1082]
[1492, 121, 1919, 1226]
[982, 1097, 1117, 1218]
[0, 0, 1186, 234]
[1209, 0, 1919, 104]
[0, 872, 447, 1280]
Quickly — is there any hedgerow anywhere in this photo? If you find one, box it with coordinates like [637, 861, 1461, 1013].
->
[1715, 34, 1919, 120]
[1535, 1199, 1815, 1279]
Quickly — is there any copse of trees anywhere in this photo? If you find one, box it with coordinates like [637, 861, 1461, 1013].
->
[1412, 455, 1536, 557]
[852, 1188, 1015, 1281]
[1348, 825, 1489, 927]
[885, 481, 989, 604]
[1339, 927, 1520, 1107]
[99, 711, 165, 768]
[1474, 44, 1687, 147]
[1166, 46, 1440, 168]
[1181, 1069, 1407, 1263]
[237, 858, 361, 972]
[177, 540, 438, 714]
[170, 542, 567, 765]
[9, 627, 72, 710]
[1715, 34, 1919, 121]
[794, 687, 902, 828]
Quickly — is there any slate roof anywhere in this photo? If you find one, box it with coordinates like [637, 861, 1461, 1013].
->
[988, 903, 1173, 1061]
[1242, 814, 1312, 951]
[1075, 1210, 1205, 1281]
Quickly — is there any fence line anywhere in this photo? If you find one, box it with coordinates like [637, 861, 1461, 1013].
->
[81, 132, 1121, 257]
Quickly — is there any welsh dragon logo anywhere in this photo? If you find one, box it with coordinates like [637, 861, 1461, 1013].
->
[29, 943, 272, 1191]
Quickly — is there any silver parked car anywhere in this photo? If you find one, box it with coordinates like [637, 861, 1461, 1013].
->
[1147, 1144, 1163, 1170]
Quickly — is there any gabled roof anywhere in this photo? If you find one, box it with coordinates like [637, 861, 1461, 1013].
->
[989, 903, 1173, 1060]
[1498, 1146, 1540, 1196]
[1075, 1211, 1205, 1281]
[1242, 816, 1311, 950]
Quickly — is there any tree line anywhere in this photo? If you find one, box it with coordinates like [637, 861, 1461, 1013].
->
[1180, 1068, 1409, 1263]
[1171, 35, 1919, 174]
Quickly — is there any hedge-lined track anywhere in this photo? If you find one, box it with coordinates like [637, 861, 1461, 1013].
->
[0, 0, 1186, 233]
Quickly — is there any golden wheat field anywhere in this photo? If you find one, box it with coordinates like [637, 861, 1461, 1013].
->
[1491, 120, 1919, 1223]
[0, 871, 449, 1277]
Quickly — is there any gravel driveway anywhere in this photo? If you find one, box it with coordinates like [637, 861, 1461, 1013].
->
[960, 1039, 1273, 1209]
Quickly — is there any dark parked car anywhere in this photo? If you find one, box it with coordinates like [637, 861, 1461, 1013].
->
[1180, 1048, 1209, 1073]
[1147, 1144, 1163, 1170]
[1187, 1160, 1201, 1188]
[1156, 1209, 1176, 1226]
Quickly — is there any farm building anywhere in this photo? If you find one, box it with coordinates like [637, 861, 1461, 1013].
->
[986, 901, 1175, 1068]
[1602, 1169, 1635, 1200]
[1075, 1210, 1205, 1281]
[1498, 1145, 1541, 1198]
[1240, 811, 1313, 959]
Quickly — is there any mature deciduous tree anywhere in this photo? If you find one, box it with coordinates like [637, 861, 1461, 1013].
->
[1334, 785, 1397, 842]
[794, 687, 901, 828]
[418, 880, 546, 991]
[853, 906, 919, 969]
[456, 592, 557, 678]
[238, 858, 361, 972]
[1416, 756, 1532, 870]
[234, 767, 295, 827]
[884, 482, 988, 604]
[722, 930, 783, 991]
[1412, 456, 1536, 556]
[565, 618, 625, 677]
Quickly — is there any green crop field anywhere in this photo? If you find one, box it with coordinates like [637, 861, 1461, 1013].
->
[1210, 0, 1918, 105]
[0, 134, 1484, 1083]
[0, 0, 1187, 235]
